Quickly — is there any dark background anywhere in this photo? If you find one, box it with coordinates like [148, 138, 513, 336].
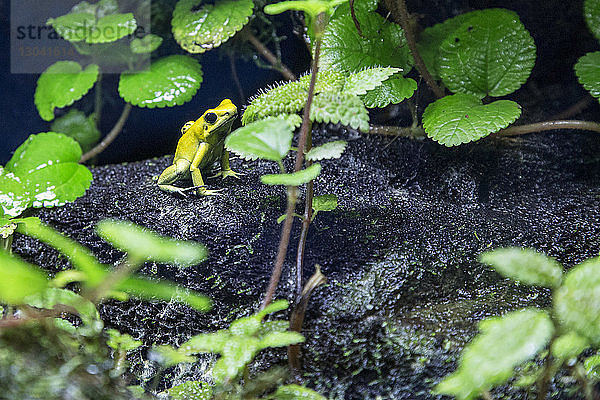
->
[0, 0, 597, 165]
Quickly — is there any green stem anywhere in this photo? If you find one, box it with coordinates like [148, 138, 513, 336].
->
[369, 124, 426, 138]
[86, 255, 142, 303]
[571, 362, 596, 400]
[537, 333, 558, 400]
[261, 16, 324, 310]
[94, 72, 103, 125]
[497, 120, 600, 136]
[80, 103, 132, 163]
[384, 0, 445, 98]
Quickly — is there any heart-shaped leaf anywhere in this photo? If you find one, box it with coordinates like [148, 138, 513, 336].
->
[575, 51, 600, 99]
[118, 55, 203, 108]
[226, 118, 293, 161]
[422, 93, 521, 146]
[306, 140, 347, 161]
[261, 163, 322, 186]
[51, 109, 101, 152]
[310, 91, 369, 132]
[344, 67, 401, 96]
[35, 61, 99, 121]
[130, 34, 163, 54]
[321, 12, 413, 72]
[438, 8, 536, 98]
[172, 0, 253, 54]
[361, 75, 417, 108]
[312, 194, 338, 211]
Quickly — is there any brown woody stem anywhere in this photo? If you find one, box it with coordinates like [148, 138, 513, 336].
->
[80, 103, 132, 163]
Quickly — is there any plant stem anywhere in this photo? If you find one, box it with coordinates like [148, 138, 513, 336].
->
[261, 19, 323, 310]
[384, 0, 445, 98]
[80, 103, 132, 163]
[295, 165, 314, 298]
[537, 334, 558, 400]
[550, 95, 594, 120]
[94, 73, 103, 125]
[86, 255, 140, 303]
[571, 362, 596, 400]
[229, 53, 245, 103]
[243, 29, 297, 81]
[497, 120, 600, 136]
[369, 124, 426, 138]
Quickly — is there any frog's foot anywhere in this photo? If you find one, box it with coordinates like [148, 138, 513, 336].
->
[197, 187, 225, 196]
[175, 185, 206, 198]
[211, 169, 244, 180]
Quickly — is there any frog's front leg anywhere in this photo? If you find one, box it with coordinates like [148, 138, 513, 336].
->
[158, 159, 201, 197]
[211, 151, 243, 179]
[191, 143, 223, 196]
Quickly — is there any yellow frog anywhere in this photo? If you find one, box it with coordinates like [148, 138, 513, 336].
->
[157, 99, 240, 196]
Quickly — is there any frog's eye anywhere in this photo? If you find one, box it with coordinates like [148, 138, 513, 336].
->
[204, 112, 218, 124]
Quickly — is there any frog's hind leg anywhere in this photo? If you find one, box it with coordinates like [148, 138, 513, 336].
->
[158, 159, 197, 196]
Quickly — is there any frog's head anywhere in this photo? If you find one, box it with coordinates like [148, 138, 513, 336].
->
[198, 99, 238, 139]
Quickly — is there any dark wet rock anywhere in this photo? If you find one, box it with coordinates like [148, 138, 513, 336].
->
[11, 111, 600, 398]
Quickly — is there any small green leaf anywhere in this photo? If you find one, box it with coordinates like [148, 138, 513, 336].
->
[554, 257, 600, 345]
[212, 337, 261, 383]
[180, 330, 231, 355]
[120, 277, 212, 312]
[172, 0, 253, 53]
[311, 91, 369, 132]
[261, 164, 322, 186]
[551, 332, 589, 361]
[226, 118, 293, 161]
[51, 109, 101, 153]
[422, 93, 521, 146]
[585, 0, 600, 42]
[118, 55, 203, 108]
[438, 8, 536, 98]
[259, 299, 290, 317]
[106, 329, 143, 352]
[575, 51, 600, 100]
[92, 13, 137, 43]
[242, 81, 307, 125]
[35, 61, 99, 121]
[312, 194, 338, 211]
[47, 12, 95, 42]
[0, 219, 16, 238]
[417, 12, 474, 81]
[96, 219, 207, 266]
[274, 384, 327, 400]
[230, 315, 262, 336]
[130, 34, 163, 54]
[360, 76, 417, 108]
[0, 250, 48, 304]
[151, 344, 196, 368]
[479, 248, 563, 288]
[321, 12, 412, 72]
[584, 354, 600, 379]
[6, 132, 92, 209]
[306, 140, 347, 161]
[259, 331, 304, 349]
[168, 381, 213, 400]
[435, 309, 553, 400]
[344, 67, 401, 95]
[299, 69, 346, 93]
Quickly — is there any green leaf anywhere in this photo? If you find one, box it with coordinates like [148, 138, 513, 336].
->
[259, 331, 304, 349]
[584, 354, 600, 379]
[225, 118, 293, 161]
[554, 257, 600, 345]
[331, 0, 377, 20]
[26, 288, 103, 335]
[120, 277, 211, 312]
[214, 337, 261, 382]
[106, 328, 143, 352]
[130, 34, 163, 54]
[168, 381, 213, 400]
[180, 330, 231, 355]
[575, 51, 600, 100]
[360, 76, 417, 108]
[51, 109, 101, 153]
[435, 309, 553, 400]
[585, 0, 600, 41]
[274, 384, 327, 400]
[6, 132, 92, 209]
[0, 168, 30, 218]
[47, 0, 136, 43]
[344, 67, 401, 96]
[242, 81, 307, 125]
[321, 12, 412, 72]
[551, 331, 589, 361]
[35, 61, 99, 121]
[152, 345, 196, 368]
[259, 299, 290, 317]
[265, 0, 337, 18]
[299, 69, 346, 93]
[261, 164, 322, 186]
[306, 140, 347, 161]
[0, 219, 16, 238]
[438, 8, 536, 98]
[479, 247, 563, 288]
[118, 55, 203, 108]
[95, 219, 208, 266]
[417, 12, 474, 81]
[172, 0, 253, 53]
[0, 250, 48, 304]
[422, 93, 521, 146]
[311, 91, 369, 132]
[312, 194, 338, 211]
